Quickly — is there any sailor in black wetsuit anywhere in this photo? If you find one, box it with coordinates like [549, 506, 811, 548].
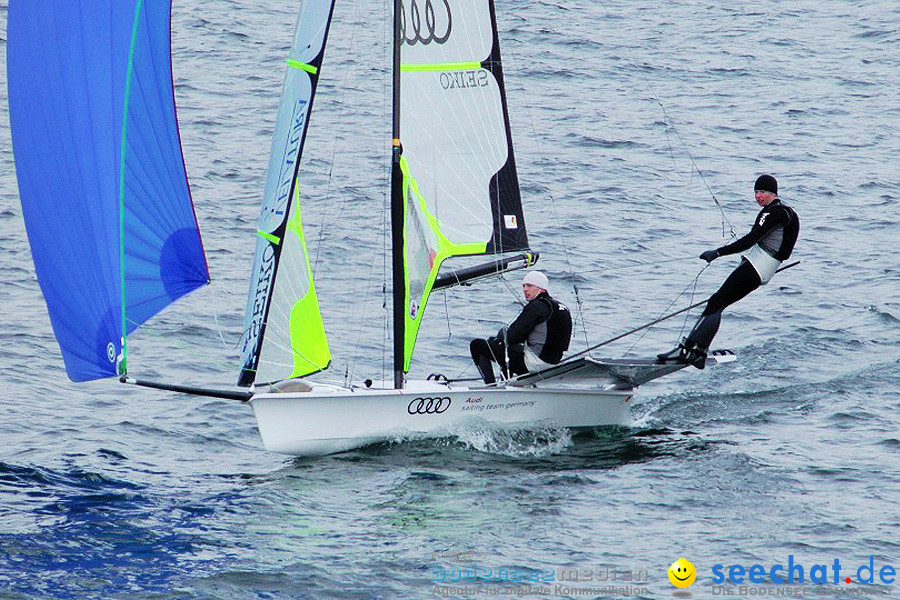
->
[470, 271, 573, 384]
[658, 174, 799, 368]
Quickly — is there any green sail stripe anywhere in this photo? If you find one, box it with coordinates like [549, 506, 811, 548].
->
[257, 230, 281, 245]
[287, 60, 318, 74]
[400, 156, 486, 371]
[285, 182, 330, 377]
[400, 62, 481, 71]
[117, 0, 146, 375]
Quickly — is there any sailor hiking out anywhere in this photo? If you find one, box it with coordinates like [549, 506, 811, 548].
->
[658, 174, 800, 368]
[470, 271, 573, 384]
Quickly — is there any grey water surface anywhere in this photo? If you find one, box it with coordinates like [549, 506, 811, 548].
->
[1, 0, 899, 598]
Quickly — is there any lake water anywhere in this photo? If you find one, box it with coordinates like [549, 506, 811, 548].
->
[1, 0, 899, 598]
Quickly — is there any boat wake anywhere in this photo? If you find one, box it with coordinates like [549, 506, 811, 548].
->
[449, 423, 574, 457]
[363, 423, 576, 458]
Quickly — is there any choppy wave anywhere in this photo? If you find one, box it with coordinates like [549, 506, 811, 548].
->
[3, 0, 900, 596]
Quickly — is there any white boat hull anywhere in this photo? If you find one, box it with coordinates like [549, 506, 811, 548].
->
[249, 380, 632, 456]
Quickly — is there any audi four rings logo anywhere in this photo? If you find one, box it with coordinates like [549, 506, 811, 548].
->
[408, 396, 452, 414]
[400, 0, 452, 46]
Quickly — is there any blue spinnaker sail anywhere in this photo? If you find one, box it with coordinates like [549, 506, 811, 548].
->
[8, 0, 209, 382]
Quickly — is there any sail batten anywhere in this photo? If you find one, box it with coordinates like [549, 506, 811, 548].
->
[238, 0, 337, 387]
[287, 61, 319, 74]
[400, 62, 482, 71]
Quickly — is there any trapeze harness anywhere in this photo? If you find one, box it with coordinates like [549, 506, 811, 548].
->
[718, 198, 800, 284]
[519, 294, 573, 371]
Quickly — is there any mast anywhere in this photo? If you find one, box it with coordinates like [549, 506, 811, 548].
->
[390, 0, 405, 389]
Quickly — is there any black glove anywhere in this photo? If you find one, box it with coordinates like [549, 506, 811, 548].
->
[699, 249, 719, 263]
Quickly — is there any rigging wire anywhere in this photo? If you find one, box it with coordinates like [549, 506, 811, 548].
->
[499, 272, 525, 305]
[641, 75, 737, 241]
[380, 0, 391, 386]
[623, 75, 751, 352]
[310, 4, 742, 381]
[296, 0, 386, 385]
[501, 38, 591, 351]
[306, 0, 366, 272]
[566, 261, 799, 360]
[498, 11, 736, 354]
[577, 254, 700, 273]
[624, 262, 708, 355]
[124, 315, 238, 373]
[211, 307, 230, 349]
[443, 289, 452, 340]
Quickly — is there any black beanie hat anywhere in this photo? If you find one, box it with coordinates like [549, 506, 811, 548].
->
[754, 174, 778, 194]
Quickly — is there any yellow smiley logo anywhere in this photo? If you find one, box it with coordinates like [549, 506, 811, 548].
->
[668, 558, 697, 588]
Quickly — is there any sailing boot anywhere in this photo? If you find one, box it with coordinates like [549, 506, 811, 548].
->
[657, 338, 691, 364]
[680, 311, 719, 369]
[682, 340, 708, 370]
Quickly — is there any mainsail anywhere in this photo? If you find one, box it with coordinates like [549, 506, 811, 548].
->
[395, 0, 529, 371]
[238, 0, 336, 386]
[8, 0, 209, 382]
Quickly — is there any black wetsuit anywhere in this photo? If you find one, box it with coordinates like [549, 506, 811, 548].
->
[690, 199, 799, 348]
[470, 291, 571, 384]
[716, 199, 799, 262]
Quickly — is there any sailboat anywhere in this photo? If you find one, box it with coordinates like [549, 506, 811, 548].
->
[8, 0, 733, 457]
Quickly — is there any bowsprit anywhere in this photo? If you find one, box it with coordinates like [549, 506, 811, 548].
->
[408, 396, 451, 414]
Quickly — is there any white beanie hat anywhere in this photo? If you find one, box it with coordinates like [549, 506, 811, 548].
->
[522, 270, 549, 292]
